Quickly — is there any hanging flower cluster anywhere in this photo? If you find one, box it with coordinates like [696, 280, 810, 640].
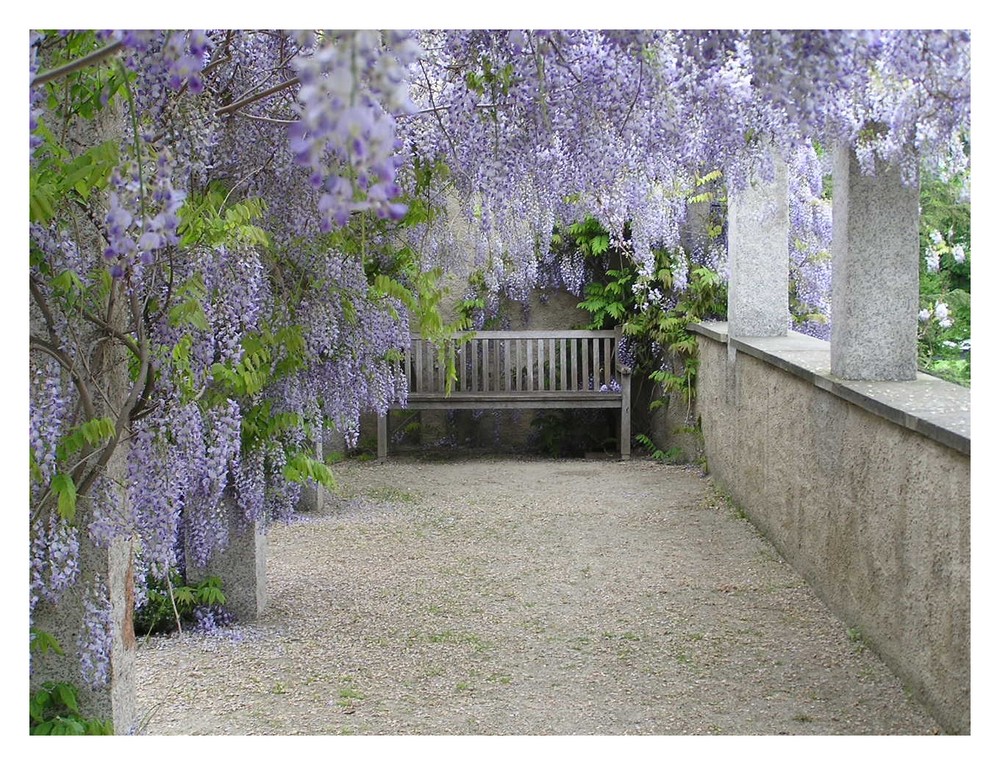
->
[288, 31, 421, 230]
[27, 29, 970, 697]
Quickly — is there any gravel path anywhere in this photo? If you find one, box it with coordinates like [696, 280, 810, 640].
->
[134, 455, 941, 735]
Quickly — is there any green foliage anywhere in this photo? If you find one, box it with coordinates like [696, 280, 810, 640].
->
[49, 473, 78, 522]
[635, 433, 684, 463]
[569, 199, 726, 457]
[283, 452, 336, 489]
[31, 137, 119, 224]
[133, 573, 229, 636]
[565, 217, 612, 258]
[29, 627, 64, 657]
[178, 184, 270, 249]
[917, 168, 971, 386]
[29, 36, 124, 218]
[37, 31, 129, 119]
[29, 681, 114, 735]
[28, 629, 112, 735]
[465, 55, 517, 97]
[167, 275, 211, 331]
[578, 268, 631, 327]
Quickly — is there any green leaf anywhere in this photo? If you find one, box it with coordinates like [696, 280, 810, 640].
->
[29, 690, 51, 723]
[30, 628, 64, 656]
[52, 717, 87, 735]
[51, 473, 77, 522]
[55, 683, 80, 714]
[169, 298, 210, 331]
[283, 452, 336, 489]
[29, 173, 57, 224]
[58, 416, 116, 462]
[196, 578, 226, 606]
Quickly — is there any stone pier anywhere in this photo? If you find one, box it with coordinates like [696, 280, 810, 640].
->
[831, 144, 920, 381]
[186, 497, 267, 623]
[726, 151, 790, 338]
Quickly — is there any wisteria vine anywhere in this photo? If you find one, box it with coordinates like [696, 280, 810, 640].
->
[28, 29, 970, 714]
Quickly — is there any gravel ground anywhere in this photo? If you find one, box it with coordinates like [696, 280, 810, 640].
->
[134, 454, 941, 736]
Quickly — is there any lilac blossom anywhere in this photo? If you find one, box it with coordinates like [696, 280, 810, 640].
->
[77, 577, 113, 689]
[29, 512, 80, 612]
[27, 29, 971, 691]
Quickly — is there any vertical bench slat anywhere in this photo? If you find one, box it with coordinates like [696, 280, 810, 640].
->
[450, 340, 457, 392]
[431, 338, 437, 391]
[444, 337, 458, 390]
[491, 339, 498, 392]
[594, 336, 600, 389]
[560, 338, 568, 391]
[504, 339, 509, 391]
[471, 338, 479, 392]
[435, 339, 442, 392]
[483, 337, 489, 392]
[459, 338, 465, 392]
[438, 341, 445, 392]
[513, 337, 519, 391]
[582, 337, 590, 391]
[415, 339, 424, 393]
[497, 339, 504, 392]
[484, 338, 491, 392]
[547, 338, 555, 391]
[535, 339, 547, 390]
[405, 344, 412, 392]
[502, 340, 508, 391]
[522, 338, 529, 390]
[591, 336, 599, 390]
[487, 338, 494, 392]
[498, 340, 505, 392]
[568, 338, 579, 390]
[604, 336, 612, 387]
[433, 342, 440, 392]
[527, 338, 535, 390]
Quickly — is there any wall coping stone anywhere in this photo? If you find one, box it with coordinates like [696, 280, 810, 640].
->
[690, 321, 970, 456]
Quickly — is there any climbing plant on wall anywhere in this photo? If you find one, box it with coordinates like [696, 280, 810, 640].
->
[28, 28, 970, 730]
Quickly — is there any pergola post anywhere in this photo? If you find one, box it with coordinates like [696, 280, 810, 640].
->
[727, 151, 790, 338]
[185, 497, 267, 622]
[831, 144, 919, 381]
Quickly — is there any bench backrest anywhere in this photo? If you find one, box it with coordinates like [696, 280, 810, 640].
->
[406, 330, 623, 396]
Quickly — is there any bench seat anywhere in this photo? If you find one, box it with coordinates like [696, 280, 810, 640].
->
[377, 329, 631, 459]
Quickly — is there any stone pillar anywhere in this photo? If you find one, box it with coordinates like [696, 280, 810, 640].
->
[30, 523, 137, 734]
[186, 497, 267, 622]
[29, 79, 138, 734]
[831, 144, 920, 381]
[727, 152, 790, 337]
[29, 377, 136, 732]
[296, 436, 325, 514]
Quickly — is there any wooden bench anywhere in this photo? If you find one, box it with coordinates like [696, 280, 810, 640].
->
[377, 329, 631, 459]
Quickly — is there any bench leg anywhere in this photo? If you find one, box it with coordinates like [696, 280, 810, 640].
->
[377, 413, 388, 460]
[620, 375, 631, 460]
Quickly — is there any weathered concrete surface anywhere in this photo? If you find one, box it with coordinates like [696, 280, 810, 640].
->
[693, 324, 970, 734]
[187, 497, 267, 623]
[727, 152, 790, 337]
[831, 145, 920, 380]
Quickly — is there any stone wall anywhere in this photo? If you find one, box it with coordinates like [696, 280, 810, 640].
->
[692, 322, 971, 734]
